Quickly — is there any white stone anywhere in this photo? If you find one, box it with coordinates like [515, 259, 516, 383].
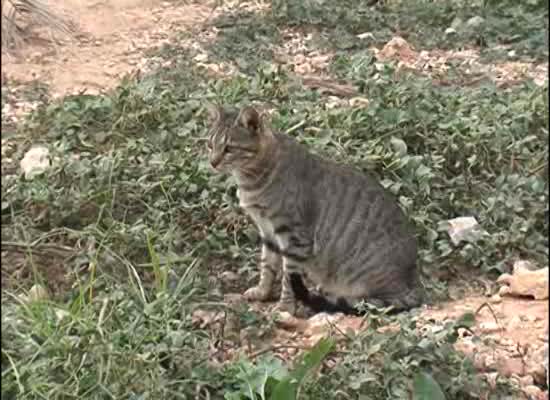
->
[445, 27, 457, 35]
[466, 16, 485, 29]
[490, 293, 502, 303]
[20, 146, 50, 179]
[55, 309, 71, 321]
[357, 32, 375, 40]
[220, 271, 239, 282]
[28, 284, 50, 302]
[446, 216, 486, 245]
[479, 321, 502, 333]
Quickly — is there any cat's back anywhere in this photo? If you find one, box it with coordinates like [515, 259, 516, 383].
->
[278, 133, 404, 217]
[278, 134, 415, 254]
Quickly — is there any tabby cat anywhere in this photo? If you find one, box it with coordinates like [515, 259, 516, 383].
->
[206, 105, 422, 315]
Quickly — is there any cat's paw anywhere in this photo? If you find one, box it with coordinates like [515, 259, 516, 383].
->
[274, 300, 297, 315]
[243, 286, 271, 301]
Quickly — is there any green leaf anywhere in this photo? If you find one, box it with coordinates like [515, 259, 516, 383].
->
[270, 338, 335, 400]
[455, 312, 476, 329]
[288, 337, 335, 382]
[413, 371, 446, 400]
[269, 378, 297, 400]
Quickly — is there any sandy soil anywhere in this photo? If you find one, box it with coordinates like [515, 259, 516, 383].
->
[1, 0, 214, 95]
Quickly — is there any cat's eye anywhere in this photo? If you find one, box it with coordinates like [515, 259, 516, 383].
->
[224, 146, 232, 154]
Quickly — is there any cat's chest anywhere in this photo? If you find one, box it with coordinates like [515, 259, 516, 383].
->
[237, 189, 274, 237]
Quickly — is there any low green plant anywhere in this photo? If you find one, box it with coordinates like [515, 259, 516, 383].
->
[225, 338, 335, 400]
[299, 312, 517, 399]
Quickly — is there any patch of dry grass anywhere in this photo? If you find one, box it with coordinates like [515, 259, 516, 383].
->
[1, 0, 76, 52]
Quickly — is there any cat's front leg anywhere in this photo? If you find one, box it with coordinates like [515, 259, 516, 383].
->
[244, 244, 280, 301]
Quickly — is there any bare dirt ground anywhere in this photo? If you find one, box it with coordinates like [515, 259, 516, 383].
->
[1, 1, 548, 398]
[1, 0, 214, 95]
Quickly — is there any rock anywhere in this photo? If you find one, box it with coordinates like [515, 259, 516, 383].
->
[526, 343, 549, 385]
[519, 375, 534, 386]
[357, 32, 375, 40]
[378, 36, 416, 63]
[17, 284, 50, 303]
[349, 97, 370, 108]
[496, 357, 525, 377]
[490, 293, 502, 303]
[287, 346, 298, 356]
[28, 284, 50, 302]
[507, 315, 523, 331]
[497, 263, 548, 300]
[526, 315, 539, 323]
[445, 27, 457, 35]
[499, 285, 512, 296]
[479, 321, 502, 334]
[466, 16, 485, 29]
[514, 260, 538, 272]
[55, 309, 71, 322]
[522, 385, 543, 399]
[304, 312, 344, 336]
[20, 146, 50, 179]
[220, 271, 239, 282]
[446, 217, 487, 245]
[418, 50, 430, 59]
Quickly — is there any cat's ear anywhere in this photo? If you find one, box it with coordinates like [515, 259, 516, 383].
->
[238, 107, 261, 135]
[205, 103, 221, 124]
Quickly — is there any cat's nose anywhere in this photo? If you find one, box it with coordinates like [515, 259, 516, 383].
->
[210, 156, 222, 169]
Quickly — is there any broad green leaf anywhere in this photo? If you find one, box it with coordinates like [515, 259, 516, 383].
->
[413, 371, 446, 400]
[270, 338, 335, 400]
[455, 312, 476, 329]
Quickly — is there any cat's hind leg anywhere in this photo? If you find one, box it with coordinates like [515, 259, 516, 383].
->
[371, 284, 423, 312]
[274, 230, 314, 315]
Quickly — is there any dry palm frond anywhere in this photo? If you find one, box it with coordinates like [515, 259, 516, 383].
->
[1, 0, 77, 52]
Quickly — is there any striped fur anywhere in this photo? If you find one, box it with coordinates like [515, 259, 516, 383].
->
[206, 105, 422, 315]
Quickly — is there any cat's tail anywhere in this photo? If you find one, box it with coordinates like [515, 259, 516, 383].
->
[289, 273, 358, 315]
[289, 273, 422, 315]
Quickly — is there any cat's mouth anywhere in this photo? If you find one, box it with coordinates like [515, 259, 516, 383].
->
[209, 160, 230, 173]
[209, 153, 224, 170]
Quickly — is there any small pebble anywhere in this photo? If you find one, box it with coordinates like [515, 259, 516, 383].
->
[519, 375, 534, 386]
[479, 321, 502, 333]
[490, 294, 502, 303]
[28, 284, 50, 302]
[522, 385, 542, 399]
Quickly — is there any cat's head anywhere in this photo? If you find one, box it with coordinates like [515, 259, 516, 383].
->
[205, 105, 272, 173]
